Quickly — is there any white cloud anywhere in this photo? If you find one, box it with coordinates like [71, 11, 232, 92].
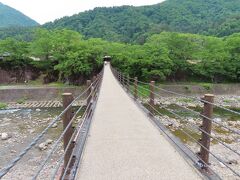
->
[1, 0, 165, 24]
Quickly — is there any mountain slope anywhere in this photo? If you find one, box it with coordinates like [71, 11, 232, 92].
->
[44, 0, 240, 43]
[0, 2, 39, 28]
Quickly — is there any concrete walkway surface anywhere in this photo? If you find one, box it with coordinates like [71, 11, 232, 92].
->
[76, 63, 202, 180]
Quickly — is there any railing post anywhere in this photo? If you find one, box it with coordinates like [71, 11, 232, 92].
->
[134, 77, 138, 100]
[149, 81, 155, 107]
[92, 76, 97, 101]
[92, 76, 97, 86]
[199, 94, 214, 170]
[94, 74, 100, 100]
[127, 75, 130, 92]
[86, 79, 93, 118]
[86, 80, 92, 105]
[122, 74, 125, 87]
[62, 93, 74, 170]
[118, 72, 120, 82]
[120, 72, 122, 85]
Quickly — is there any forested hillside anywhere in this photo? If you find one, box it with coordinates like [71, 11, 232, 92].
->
[0, 2, 38, 28]
[44, 0, 240, 43]
[0, 1, 239, 84]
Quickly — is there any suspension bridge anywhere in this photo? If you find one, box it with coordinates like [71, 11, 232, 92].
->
[0, 61, 240, 180]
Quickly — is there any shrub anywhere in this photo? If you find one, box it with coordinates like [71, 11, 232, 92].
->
[0, 102, 7, 109]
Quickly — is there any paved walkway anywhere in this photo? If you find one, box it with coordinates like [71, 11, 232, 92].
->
[76, 63, 202, 180]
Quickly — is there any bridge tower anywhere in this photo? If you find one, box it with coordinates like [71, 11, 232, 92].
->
[103, 56, 111, 62]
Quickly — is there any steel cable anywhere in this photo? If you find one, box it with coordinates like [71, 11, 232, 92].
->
[50, 77, 102, 179]
[135, 89, 239, 177]
[61, 76, 102, 179]
[126, 79, 240, 157]
[32, 77, 101, 179]
[132, 88, 217, 174]
[0, 75, 101, 178]
[135, 82, 240, 135]
[51, 98, 93, 180]
[119, 72, 240, 116]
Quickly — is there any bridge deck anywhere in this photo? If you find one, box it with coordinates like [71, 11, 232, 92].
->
[76, 64, 202, 180]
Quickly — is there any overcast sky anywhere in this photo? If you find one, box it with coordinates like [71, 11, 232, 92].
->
[1, 0, 165, 24]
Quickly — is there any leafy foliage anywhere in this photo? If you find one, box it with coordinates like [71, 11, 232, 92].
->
[0, 28, 239, 84]
[0, 26, 36, 41]
[110, 32, 240, 82]
[0, 102, 7, 109]
[44, 0, 240, 43]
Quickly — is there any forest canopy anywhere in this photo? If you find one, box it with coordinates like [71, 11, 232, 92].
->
[0, 28, 239, 84]
[43, 0, 240, 43]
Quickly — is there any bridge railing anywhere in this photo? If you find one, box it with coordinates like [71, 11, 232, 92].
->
[111, 66, 240, 179]
[0, 69, 104, 179]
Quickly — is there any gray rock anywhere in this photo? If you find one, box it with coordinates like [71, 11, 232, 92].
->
[188, 103, 196, 108]
[188, 118, 195, 124]
[28, 129, 35, 134]
[46, 139, 53, 144]
[164, 101, 171, 105]
[10, 150, 16, 153]
[1, 133, 9, 140]
[52, 123, 58, 128]
[213, 118, 222, 123]
[38, 143, 47, 151]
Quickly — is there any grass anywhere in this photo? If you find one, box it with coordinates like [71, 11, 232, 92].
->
[146, 103, 238, 144]
[223, 99, 233, 103]
[178, 98, 194, 103]
[129, 84, 150, 98]
[199, 83, 213, 91]
[190, 105, 240, 121]
[172, 128, 201, 144]
[0, 102, 7, 109]
[16, 97, 28, 104]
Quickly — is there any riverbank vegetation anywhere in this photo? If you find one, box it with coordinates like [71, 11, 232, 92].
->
[0, 28, 239, 84]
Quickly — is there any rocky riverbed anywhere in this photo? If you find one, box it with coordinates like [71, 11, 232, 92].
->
[148, 95, 240, 179]
[0, 107, 82, 180]
[0, 95, 239, 179]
